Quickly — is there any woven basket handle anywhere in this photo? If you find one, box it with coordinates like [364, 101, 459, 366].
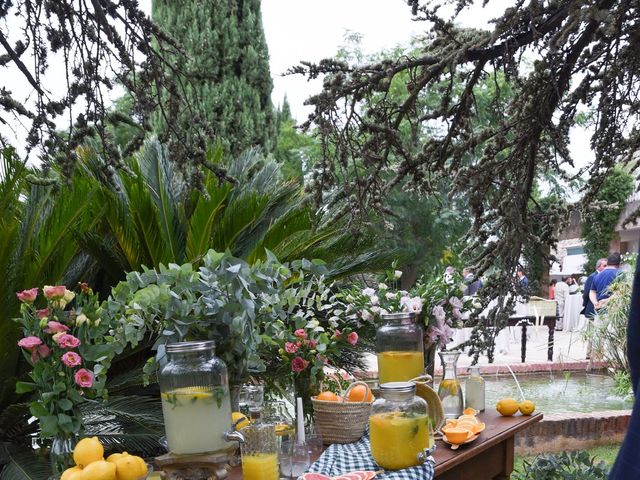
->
[341, 380, 372, 403]
[319, 371, 346, 397]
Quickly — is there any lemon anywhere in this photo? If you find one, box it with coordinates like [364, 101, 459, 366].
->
[73, 436, 104, 467]
[109, 453, 147, 480]
[231, 411, 250, 431]
[106, 452, 128, 463]
[80, 459, 116, 480]
[496, 398, 520, 416]
[61, 466, 83, 480]
[519, 399, 536, 415]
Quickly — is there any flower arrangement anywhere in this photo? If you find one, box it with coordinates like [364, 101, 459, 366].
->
[259, 264, 368, 405]
[344, 269, 476, 349]
[14, 283, 117, 439]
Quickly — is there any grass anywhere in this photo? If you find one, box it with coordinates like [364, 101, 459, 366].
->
[514, 443, 621, 473]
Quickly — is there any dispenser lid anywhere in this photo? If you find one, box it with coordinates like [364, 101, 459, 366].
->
[379, 381, 416, 393]
[166, 340, 216, 353]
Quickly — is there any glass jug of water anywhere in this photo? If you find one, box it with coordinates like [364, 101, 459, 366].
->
[437, 350, 464, 419]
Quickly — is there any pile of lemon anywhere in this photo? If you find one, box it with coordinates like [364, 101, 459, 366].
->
[496, 398, 536, 416]
[61, 437, 148, 480]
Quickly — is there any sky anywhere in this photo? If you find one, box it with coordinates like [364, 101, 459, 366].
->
[1, 0, 592, 173]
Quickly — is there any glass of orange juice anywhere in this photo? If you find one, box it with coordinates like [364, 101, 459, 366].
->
[240, 423, 279, 480]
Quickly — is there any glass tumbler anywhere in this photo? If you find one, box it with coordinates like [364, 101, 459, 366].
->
[240, 423, 279, 480]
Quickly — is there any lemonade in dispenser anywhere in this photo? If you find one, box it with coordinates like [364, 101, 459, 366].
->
[376, 312, 425, 383]
[159, 341, 243, 455]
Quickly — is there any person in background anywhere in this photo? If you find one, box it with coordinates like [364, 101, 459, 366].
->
[549, 279, 557, 300]
[567, 276, 580, 294]
[554, 276, 571, 331]
[582, 258, 608, 317]
[582, 258, 607, 360]
[462, 267, 483, 296]
[608, 254, 639, 479]
[590, 252, 622, 311]
[516, 268, 529, 289]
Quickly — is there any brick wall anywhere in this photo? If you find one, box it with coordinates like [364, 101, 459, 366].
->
[514, 410, 631, 455]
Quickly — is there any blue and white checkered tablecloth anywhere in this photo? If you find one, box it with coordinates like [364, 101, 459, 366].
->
[305, 433, 435, 480]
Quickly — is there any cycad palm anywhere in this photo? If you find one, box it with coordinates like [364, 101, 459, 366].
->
[77, 139, 385, 280]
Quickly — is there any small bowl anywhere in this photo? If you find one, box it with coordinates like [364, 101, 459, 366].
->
[441, 426, 473, 445]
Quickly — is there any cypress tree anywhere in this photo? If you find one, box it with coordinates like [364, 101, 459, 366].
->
[152, 0, 276, 156]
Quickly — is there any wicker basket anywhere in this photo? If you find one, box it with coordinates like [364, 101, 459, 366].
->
[311, 381, 372, 445]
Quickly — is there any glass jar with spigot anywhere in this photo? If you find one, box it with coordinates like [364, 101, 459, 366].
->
[376, 312, 425, 383]
[437, 350, 464, 419]
[159, 340, 243, 455]
[370, 382, 435, 470]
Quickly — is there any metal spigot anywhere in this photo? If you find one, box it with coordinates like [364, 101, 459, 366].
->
[417, 444, 437, 464]
[224, 430, 245, 443]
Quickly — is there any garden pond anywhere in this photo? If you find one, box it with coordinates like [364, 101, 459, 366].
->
[483, 371, 633, 413]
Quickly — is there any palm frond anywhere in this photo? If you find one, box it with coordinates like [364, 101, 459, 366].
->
[0, 444, 50, 480]
[80, 396, 165, 457]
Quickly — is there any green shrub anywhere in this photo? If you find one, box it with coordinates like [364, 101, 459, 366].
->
[514, 451, 609, 480]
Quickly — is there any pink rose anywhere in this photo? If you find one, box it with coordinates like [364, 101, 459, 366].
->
[43, 285, 66, 300]
[16, 288, 38, 303]
[61, 351, 82, 367]
[17, 336, 42, 351]
[284, 341, 299, 354]
[55, 334, 81, 349]
[307, 339, 318, 349]
[44, 321, 70, 334]
[31, 344, 51, 363]
[294, 329, 307, 339]
[36, 308, 50, 319]
[291, 357, 309, 373]
[74, 368, 94, 388]
[347, 332, 359, 346]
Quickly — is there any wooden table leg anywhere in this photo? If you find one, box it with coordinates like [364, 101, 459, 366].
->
[493, 436, 514, 479]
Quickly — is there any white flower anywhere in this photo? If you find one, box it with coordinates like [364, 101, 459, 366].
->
[385, 292, 397, 300]
[378, 283, 388, 291]
[361, 310, 373, 322]
[75, 314, 88, 326]
[362, 287, 376, 297]
[370, 295, 379, 306]
[449, 296, 463, 309]
[394, 270, 403, 279]
[403, 297, 423, 313]
[371, 306, 380, 314]
[400, 296, 411, 308]
[432, 305, 446, 323]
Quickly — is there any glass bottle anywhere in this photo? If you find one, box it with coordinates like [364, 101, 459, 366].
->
[437, 350, 464, 419]
[376, 312, 424, 383]
[464, 366, 485, 412]
[370, 382, 434, 470]
[158, 340, 243, 455]
[50, 434, 76, 479]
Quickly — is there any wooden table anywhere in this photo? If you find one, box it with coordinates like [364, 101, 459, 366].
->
[228, 410, 542, 479]
[434, 410, 542, 479]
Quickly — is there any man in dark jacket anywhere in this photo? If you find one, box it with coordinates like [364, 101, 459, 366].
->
[582, 258, 608, 317]
[608, 254, 639, 479]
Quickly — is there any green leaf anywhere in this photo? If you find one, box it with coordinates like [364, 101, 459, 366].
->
[58, 399, 73, 411]
[15, 382, 36, 394]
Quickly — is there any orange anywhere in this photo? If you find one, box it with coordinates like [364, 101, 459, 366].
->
[347, 385, 374, 403]
[315, 391, 339, 401]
